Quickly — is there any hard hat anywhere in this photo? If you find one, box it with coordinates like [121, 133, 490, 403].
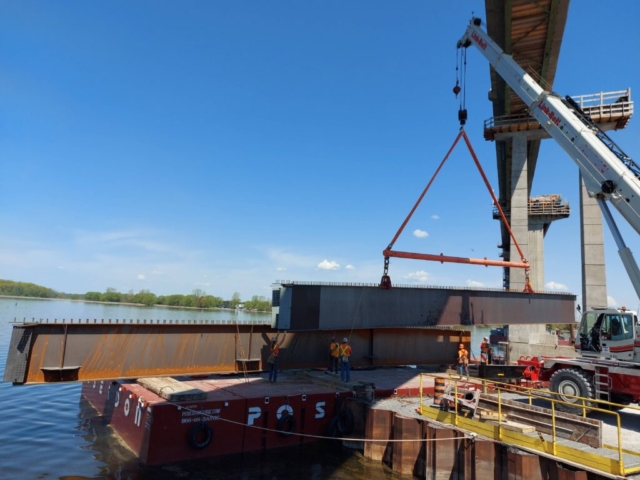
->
[484, 337, 488, 340]
[343, 337, 348, 342]
[459, 343, 464, 348]
[271, 337, 277, 342]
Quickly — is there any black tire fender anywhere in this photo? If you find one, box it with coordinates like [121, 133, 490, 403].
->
[187, 422, 213, 450]
[337, 408, 355, 435]
[549, 368, 594, 413]
[327, 416, 342, 445]
[276, 412, 296, 437]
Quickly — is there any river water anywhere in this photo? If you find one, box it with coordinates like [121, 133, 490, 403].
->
[0, 297, 414, 480]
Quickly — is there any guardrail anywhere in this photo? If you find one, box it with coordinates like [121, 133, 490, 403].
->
[11, 317, 274, 325]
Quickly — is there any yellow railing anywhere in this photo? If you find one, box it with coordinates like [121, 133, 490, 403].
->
[418, 373, 640, 476]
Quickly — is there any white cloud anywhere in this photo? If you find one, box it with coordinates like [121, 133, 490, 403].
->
[607, 295, 618, 307]
[466, 279, 484, 287]
[431, 214, 439, 220]
[405, 270, 429, 282]
[137, 274, 145, 280]
[345, 264, 355, 270]
[413, 229, 429, 238]
[275, 267, 287, 271]
[545, 281, 568, 290]
[318, 259, 340, 270]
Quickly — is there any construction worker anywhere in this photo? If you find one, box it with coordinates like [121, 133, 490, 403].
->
[339, 337, 352, 382]
[480, 336, 491, 365]
[329, 336, 340, 373]
[268, 332, 286, 383]
[457, 343, 469, 377]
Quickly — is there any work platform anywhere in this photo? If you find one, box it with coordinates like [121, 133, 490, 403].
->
[415, 375, 640, 478]
[484, 89, 634, 141]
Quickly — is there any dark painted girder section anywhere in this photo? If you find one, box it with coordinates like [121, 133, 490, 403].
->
[276, 283, 575, 330]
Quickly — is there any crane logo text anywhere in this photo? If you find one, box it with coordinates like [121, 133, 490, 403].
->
[471, 31, 487, 50]
[537, 101, 562, 126]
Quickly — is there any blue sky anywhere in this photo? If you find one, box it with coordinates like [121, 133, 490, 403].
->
[2, 1, 640, 307]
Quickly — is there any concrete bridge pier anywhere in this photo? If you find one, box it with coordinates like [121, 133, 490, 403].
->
[580, 173, 608, 311]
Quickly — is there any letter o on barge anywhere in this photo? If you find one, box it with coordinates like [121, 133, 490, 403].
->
[276, 412, 296, 437]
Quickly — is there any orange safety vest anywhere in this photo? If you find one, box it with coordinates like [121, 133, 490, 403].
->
[480, 341, 490, 353]
[339, 344, 351, 358]
[458, 348, 469, 364]
[271, 344, 280, 356]
[330, 341, 340, 357]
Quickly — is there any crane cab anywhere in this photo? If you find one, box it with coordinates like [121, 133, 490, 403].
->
[577, 308, 638, 361]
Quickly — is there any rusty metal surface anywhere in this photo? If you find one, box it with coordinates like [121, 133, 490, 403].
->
[275, 282, 576, 329]
[4, 322, 468, 384]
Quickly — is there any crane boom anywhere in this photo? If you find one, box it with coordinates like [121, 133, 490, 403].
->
[458, 17, 640, 300]
[458, 18, 640, 235]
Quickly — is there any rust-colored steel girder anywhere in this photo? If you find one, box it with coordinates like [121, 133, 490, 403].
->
[4, 321, 469, 385]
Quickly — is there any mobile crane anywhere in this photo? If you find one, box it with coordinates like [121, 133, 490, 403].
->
[458, 18, 640, 411]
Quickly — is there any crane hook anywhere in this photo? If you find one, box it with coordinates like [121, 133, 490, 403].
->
[453, 82, 461, 97]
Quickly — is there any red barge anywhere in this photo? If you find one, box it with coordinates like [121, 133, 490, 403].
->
[81, 368, 435, 464]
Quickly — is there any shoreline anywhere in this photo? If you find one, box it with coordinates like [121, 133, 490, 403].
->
[0, 295, 271, 314]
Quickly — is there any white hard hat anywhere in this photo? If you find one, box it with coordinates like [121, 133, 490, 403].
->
[343, 337, 348, 342]
[271, 337, 277, 342]
[484, 337, 488, 340]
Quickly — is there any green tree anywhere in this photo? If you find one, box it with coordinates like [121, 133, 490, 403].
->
[202, 295, 223, 308]
[181, 295, 195, 307]
[244, 295, 271, 312]
[165, 294, 184, 306]
[0, 280, 57, 298]
[85, 291, 101, 301]
[229, 292, 242, 308]
[132, 289, 157, 306]
[102, 288, 122, 303]
[193, 289, 210, 308]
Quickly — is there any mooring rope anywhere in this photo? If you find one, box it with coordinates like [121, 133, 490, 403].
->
[168, 401, 471, 443]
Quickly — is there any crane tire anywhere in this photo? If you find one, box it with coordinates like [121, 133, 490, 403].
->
[188, 422, 213, 450]
[549, 368, 594, 413]
[337, 408, 355, 435]
[277, 412, 296, 437]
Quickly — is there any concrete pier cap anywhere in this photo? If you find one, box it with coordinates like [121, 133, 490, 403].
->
[271, 281, 575, 330]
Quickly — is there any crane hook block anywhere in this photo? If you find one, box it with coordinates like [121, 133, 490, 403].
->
[458, 108, 468, 126]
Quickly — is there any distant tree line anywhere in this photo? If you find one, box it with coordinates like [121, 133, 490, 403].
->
[0, 279, 272, 312]
[0, 280, 59, 299]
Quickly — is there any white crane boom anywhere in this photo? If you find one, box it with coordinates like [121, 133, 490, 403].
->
[458, 17, 640, 300]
